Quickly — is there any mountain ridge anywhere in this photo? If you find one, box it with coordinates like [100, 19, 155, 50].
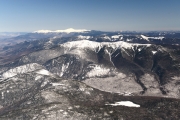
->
[0, 39, 180, 98]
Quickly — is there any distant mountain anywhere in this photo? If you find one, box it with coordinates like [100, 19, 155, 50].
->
[33, 28, 90, 33]
[1, 29, 180, 48]
[0, 32, 27, 40]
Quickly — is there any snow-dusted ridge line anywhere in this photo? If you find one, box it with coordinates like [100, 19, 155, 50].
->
[141, 35, 164, 41]
[60, 40, 152, 50]
[34, 28, 90, 33]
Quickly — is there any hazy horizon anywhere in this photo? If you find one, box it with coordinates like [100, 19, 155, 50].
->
[1, 29, 180, 33]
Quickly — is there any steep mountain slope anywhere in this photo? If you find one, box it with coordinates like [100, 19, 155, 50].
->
[0, 40, 180, 98]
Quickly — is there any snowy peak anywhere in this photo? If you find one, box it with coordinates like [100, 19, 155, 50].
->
[34, 28, 90, 33]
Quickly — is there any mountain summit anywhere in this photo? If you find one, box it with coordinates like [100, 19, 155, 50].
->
[33, 28, 90, 33]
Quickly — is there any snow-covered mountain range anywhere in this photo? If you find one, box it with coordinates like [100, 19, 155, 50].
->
[33, 28, 90, 33]
[1, 29, 180, 47]
[0, 29, 180, 119]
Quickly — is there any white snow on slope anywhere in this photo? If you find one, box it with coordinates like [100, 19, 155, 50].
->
[111, 35, 123, 39]
[51, 83, 65, 86]
[36, 69, 52, 76]
[152, 51, 157, 55]
[106, 101, 140, 107]
[60, 40, 151, 52]
[60, 63, 69, 77]
[34, 28, 90, 33]
[78, 35, 92, 39]
[1, 92, 4, 99]
[2, 63, 43, 79]
[141, 35, 164, 41]
[102, 36, 111, 40]
[152, 37, 164, 40]
[86, 65, 110, 77]
[141, 35, 150, 41]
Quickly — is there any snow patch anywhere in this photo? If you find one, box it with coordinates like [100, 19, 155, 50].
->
[86, 65, 110, 77]
[78, 87, 85, 91]
[36, 69, 52, 76]
[106, 101, 140, 107]
[102, 36, 111, 40]
[105, 49, 115, 66]
[78, 35, 91, 39]
[35, 75, 43, 81]
[63, 112, 68, 115]
[123, 92, 132, 96]
[151, 36, 164, 40]
[51, 83, 65, 86]
[111, 35, 123, 39]
[60, 63, 69, 77]
[41, 81, 48, 87]
[127, 39, 132, 42]
[1, 92, 4, 99]
[109, 111, 113, 113]
[152, 51, 157, 55]
[141, 35, 150, 41]
[138, 48, 142, 52]
[141, 35, 164, 41]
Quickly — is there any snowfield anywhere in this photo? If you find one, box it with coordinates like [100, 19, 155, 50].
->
[106, 101, 140, 107]
[36, 69, 52, 76]
[86, 65, 110, 77]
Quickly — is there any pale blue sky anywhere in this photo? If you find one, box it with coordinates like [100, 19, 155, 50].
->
[0, 0, 180, 32]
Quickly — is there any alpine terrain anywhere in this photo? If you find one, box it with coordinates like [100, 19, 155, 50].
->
[0, 28, 180, 120]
